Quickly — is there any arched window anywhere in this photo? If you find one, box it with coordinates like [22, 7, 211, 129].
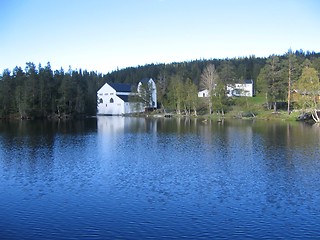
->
[99, 98, 103, 103]
[110, 98, 114, 103]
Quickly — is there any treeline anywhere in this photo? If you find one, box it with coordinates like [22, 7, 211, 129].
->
[104, 50, 320, 115]
[0, 62, 101, 119]
[1, 50, 320, 119]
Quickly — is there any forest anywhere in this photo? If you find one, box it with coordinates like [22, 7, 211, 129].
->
[0, 49, 320, 120]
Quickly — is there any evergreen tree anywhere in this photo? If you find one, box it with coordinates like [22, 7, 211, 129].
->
[257, 55, 285, 111]
[0, 69, 14, 117]
[24, 62, 40, 117]
[13, 67, 27, 118]
[218, 60, 236, 84]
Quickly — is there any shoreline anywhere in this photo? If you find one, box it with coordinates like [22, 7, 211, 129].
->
[0, 110, 315, 124]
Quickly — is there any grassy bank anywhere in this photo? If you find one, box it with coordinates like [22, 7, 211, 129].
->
[148, 94, 305, 122]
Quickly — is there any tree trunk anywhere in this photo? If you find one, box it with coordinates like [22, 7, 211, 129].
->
[176, 102, 181, 115]
[312, 110, 320, 123]
[209, 100, 212, 115]
[265, 92, 270, 110]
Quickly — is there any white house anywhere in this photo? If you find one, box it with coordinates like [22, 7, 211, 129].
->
[198, 89, 209, 98]
[97, 83, 144, 115]
[137, 78, 157, 109]
[226, 80, 254, 97]
[198, 80, 254, 98]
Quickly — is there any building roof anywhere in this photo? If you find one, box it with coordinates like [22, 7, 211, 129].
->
[109, 83, 132, 92]
[117, 94, 130, 102]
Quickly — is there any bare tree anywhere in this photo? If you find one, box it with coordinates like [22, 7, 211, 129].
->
[156, 72, 167, 112]
[200, 63, 220, 114]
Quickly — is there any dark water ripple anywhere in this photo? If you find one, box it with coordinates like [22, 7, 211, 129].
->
[1, 118, 320, 239]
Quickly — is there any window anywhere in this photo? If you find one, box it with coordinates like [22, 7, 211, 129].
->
[99, 98, 103, 103]
[110, 93, 114, 95]
[110, 98, 114, 103]
[105, 93, 108, 95]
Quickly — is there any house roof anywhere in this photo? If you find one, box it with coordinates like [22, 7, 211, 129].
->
[198, 89, 209, 93]
[117, 94, 130, 102]
[109, 83, 132, 92]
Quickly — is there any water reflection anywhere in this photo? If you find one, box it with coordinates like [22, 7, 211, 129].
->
[1, 118, 320, 239]
[0, 119, 99, 199]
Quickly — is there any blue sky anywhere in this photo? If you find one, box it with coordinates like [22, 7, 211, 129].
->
[1, 0, 319, 74]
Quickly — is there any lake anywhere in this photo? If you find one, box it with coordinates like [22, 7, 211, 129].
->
[1, 117, 320, 239]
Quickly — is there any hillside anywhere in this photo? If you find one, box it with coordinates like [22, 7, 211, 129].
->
[1, 50, 320, 119]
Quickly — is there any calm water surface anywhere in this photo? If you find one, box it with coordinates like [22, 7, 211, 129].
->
[1, 117, 320, 239]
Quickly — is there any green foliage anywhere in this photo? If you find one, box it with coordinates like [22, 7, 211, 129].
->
[1, 50, 320, 119]
[294, 64, 320, 111]
[218, 60, 236, 84]
[211, 80, 229, 115]
[166, 75, 199, 115]
[183, 78, 199, 116]
[167, 75, 185, 114]
[0, 63, 100, 119]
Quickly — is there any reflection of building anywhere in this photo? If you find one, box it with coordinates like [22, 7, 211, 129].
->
[97, 116, 156, 134]
[97, 83, 144, 115]
[97, 116, 158, 159]
[98, 116, 134, 134]
[226, 80, 254, 97]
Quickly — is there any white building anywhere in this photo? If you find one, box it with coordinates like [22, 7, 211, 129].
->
[226, 80, 254, 97]
[198, 80, 254, 98]
[137, 78, 157, 109]
[198, 89, 210, 98]
[97, 83, 144, 115]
